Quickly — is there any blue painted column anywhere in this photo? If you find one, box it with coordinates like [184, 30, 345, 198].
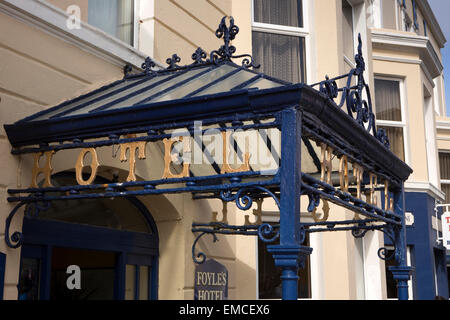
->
[267, 107, 312, 300]
[389, 184, 414, 300]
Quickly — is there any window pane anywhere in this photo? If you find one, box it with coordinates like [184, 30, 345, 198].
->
[254, 0, 303, 28]
[381, 0, 397, 29]
[385, 249, 398, 299]
[379, 126, 405, 161]
[258, 227, 310, 299]
[125, 265, 136, 300]
[139, 266, 149, 300]
[342, 0, 354, 58]
[117, 0, 134, 45]
[441, 184, 450, 204]
[18, 258, 41, 300]
[243, 78, 283, 90]
[88, 0, 134, 45]
[439, 153, 450, 180]
[374, 79, 402, 121]
[153, 65, 236, 102]
[252, 31, 306, 83]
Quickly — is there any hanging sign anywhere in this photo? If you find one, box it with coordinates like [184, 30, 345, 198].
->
[441, 210, 450, 249]
[194, 259, 228, 300]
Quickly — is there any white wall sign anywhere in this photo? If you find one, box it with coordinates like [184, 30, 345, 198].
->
[405, 212, 414, 226]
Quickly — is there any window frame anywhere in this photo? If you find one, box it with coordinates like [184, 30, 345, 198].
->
[251, 0, 310, 83]
[132, 0, 140, 49]
[87, 0, 140, 48]
[374, 76, 410, 164]
[439, 150, 450, 202]
[0, 253, 5, 300]
[256, 212, 312, 300]
[342, 0, 356, 72]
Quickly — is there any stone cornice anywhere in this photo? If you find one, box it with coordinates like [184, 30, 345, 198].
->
[371, 29, 443, 78]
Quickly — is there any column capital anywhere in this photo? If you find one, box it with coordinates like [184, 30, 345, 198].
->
[388, 266, 415, 281]
[267, 245, 313, 268]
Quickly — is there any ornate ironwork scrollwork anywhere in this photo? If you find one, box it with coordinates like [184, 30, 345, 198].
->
[25, 200, 51, 218]
[5, 200, 51, 248]
[312, 34, 390, 150]
[351, 224, 370, 238]
[319, 75, 338, 100]
[192, 231, 218, 264]
[376, 225, 399, 262]
[258, 223, 280, 243]
[222, 186, 280, 243]
[191, 186, 281, 264]
[376, 128, 390, 149]
[5, 202, 27, 248]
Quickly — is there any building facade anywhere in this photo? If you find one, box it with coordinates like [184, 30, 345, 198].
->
[0, 0, 447, 300]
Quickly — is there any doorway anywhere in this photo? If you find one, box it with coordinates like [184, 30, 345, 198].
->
[17, 173, 159, 300]
[50, 247, 116, 300]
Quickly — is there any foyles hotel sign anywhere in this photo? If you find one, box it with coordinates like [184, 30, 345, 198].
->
[194, 259, 228, 300]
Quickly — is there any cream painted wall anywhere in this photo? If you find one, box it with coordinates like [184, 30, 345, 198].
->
[152, 0, 228, 67]
[373, 54, 429, 182]
[0, 8, 127, 298]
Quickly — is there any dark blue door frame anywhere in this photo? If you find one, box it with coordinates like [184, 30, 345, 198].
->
[0, 252, 5, 300]
[20, 205, 159, 300]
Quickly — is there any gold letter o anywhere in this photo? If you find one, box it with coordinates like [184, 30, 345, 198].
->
[75, 148, 99, 185]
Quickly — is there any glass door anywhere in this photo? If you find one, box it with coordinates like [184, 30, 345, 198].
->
[18, 244, 48, 300]
[124, 253, 155, 300]
[50, 247, 116, 300]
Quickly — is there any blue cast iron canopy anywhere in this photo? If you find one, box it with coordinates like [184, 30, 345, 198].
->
[3, 16, 412, 183]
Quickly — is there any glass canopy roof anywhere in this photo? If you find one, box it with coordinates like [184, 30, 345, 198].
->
[18, 62, 288, 123]
[10, 57, 323, 179]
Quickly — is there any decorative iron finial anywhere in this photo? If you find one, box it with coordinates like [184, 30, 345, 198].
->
[191, 47, 208, 65]
[123, 64, 133, 78]
[209, 16, 260, 69]
[212, 16, 239, 62]
[141, 57, 157, 75]
[354, 34, 365, 74]
[166, 54, 181, 70]
[135, 16, 259, 78]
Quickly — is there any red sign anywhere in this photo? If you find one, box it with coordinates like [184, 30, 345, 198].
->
[442, 211, 450, 249]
